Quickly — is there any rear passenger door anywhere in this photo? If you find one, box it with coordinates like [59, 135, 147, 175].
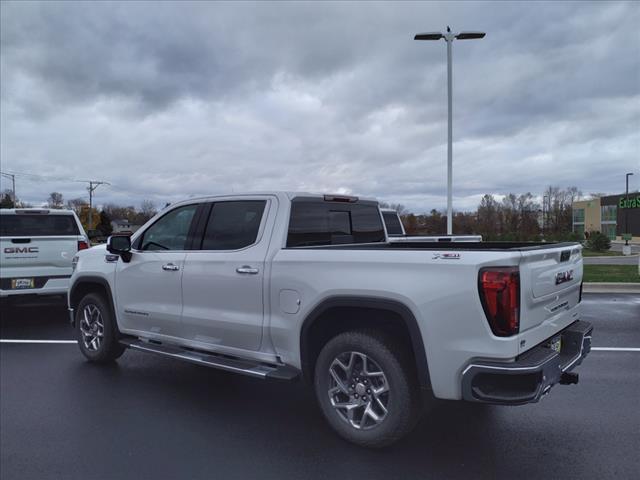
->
[180, 197, 275, 352]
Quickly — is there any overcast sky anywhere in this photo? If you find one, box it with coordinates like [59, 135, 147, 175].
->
[1, 1, 639, 212]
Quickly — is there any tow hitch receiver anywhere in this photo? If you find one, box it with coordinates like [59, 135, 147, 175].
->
[560, 372, 579, 385]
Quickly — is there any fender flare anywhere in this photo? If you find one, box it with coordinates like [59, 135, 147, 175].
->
[300, 296, 431, 389]
[68, 275, 117, 327]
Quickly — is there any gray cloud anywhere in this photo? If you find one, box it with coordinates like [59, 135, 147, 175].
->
[1, 0, 639, 213]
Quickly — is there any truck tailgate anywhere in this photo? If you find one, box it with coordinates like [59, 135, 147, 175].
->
[517, 244, 583, 351]
[1, 236, 78, 278]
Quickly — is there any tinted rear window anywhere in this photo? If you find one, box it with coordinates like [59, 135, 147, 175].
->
[382, 211, 404, 235]
[287, 200, 385, 247]
[201, 201, 266, 250]
[0, 214, 80, 237]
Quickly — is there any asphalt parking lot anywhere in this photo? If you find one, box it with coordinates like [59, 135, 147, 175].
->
[1, 294, 639, 480]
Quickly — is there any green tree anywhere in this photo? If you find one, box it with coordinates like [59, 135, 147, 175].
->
[97, 210, 113, 236]
[586, 232, 611, 252]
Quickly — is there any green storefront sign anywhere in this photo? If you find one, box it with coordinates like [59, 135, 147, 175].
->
[619, 195, 640, 209]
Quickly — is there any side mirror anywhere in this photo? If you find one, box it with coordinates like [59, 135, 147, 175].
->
[106, 235, 132, 262]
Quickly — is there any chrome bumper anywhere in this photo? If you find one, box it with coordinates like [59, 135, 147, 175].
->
[461, 320, 593, 405]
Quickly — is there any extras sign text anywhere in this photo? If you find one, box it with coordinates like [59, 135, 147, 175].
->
[619, 195, 640, 209]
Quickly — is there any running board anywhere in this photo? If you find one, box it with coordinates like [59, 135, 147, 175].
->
[120, 338, 299, 381]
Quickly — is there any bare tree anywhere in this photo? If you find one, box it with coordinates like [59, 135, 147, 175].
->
[588, 192, 606, 199]
[66, 198, 88, 215]
[139, 200, 157, 220]
[47, 192, 64, 209]
[388, 203, 408, 215]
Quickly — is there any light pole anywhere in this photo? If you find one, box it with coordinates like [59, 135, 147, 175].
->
[543, 195, 548, 238]
[414, 27, 485, 235]
[625, 172, 634, 246]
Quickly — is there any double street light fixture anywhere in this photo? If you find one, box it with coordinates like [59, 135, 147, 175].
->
[414, 27, 485, 235]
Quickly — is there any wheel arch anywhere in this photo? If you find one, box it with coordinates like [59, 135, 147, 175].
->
[299, 296, 431, 390]
[69, 276, 117, 328]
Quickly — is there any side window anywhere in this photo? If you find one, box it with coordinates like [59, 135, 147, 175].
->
[139, 204, 198, 251]
[382, 211, 404, 235]
[287, 200, 385, 247]
[201, 201, 266, 250]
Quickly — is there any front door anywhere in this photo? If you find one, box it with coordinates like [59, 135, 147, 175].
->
[115, 203, 199, 337]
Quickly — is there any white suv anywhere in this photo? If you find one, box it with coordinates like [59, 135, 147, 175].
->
[0, 208, 89, 299]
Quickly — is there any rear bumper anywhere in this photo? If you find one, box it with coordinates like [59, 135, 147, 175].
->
[461, 320, 593, 405]
[0, 275, 70, 297]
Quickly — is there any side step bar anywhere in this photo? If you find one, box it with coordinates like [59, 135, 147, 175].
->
[120, 338, 299, 381]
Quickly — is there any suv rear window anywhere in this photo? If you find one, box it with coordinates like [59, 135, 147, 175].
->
[287, 199, 385, 247]
[0, 214, 80, 237]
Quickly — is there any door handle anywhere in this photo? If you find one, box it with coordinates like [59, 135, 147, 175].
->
[162, 263, 180, 271]
[236, 266, 259, 275]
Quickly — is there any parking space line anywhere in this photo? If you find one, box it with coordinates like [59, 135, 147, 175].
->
[0, 339, 77, 344]
[591, 347, 640, 352]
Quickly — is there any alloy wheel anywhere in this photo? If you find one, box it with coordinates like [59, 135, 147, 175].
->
[327, 351, 390, 430]
[79, 304, 104, 352]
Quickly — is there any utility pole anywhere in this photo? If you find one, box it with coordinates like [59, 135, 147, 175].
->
[86, 181, 110, 230]
[1, 172, 17, 206]
[414, 27, 485, 234]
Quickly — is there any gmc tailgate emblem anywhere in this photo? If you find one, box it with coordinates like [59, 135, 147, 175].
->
[4, 247, 39, 254]
[555, 270, 574, 285]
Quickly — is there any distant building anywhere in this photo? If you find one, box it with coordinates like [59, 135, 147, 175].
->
[111, 219, 142, 234]
[572, 193, 639, 242]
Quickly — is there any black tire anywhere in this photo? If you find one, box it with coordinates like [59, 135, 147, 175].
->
[75, 292, 125, 363]
[314, 330, 422, 448]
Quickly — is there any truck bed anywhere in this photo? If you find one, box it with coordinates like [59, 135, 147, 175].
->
[291, 241, 580, 251]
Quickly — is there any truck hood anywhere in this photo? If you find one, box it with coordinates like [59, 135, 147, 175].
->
[78, 243, 107, 258]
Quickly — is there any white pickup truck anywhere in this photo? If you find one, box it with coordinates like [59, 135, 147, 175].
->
[68, 192, 592, 447]
[1, 208, 89, 300]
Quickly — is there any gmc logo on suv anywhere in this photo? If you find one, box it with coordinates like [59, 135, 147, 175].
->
[4, 247, 39, 254]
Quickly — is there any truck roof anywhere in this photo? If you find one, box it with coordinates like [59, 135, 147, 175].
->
[165, 191, 379, 206]
[0, 208, 77, 215]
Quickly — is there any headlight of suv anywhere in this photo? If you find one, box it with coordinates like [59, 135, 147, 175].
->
[72, 255, 79, 273]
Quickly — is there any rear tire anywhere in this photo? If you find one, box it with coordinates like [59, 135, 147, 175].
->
[314, 330, 422, 448]
[75, 293, 125, 363]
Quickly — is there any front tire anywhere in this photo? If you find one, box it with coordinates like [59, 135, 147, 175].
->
[75, 293, 125, 363]
[314, 330, 421, 448]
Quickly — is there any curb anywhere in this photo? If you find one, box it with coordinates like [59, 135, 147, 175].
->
[584, 254, 640, 259]
[583, 282, 640, 294]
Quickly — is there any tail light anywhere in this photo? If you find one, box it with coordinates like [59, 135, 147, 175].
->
[478, 267, 520, 337]
[77, 240, 89, 251]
